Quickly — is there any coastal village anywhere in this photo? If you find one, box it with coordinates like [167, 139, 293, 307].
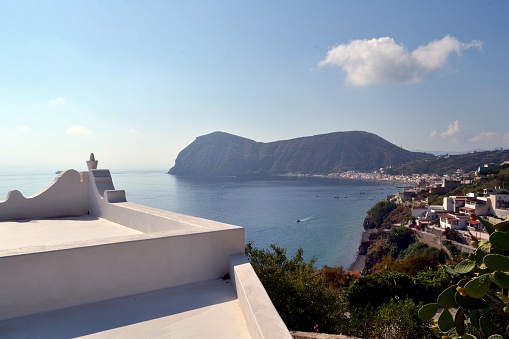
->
[249, 158, 509, 338]
[350, 161, 509, 272]
[399, 162, 508, 244]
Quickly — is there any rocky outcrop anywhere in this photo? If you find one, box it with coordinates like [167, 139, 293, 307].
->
[168, 131, 434, 176]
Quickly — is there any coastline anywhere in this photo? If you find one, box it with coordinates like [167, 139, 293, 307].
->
[278, 170, 436, 186]
[348, 230, 372, 271]
[348, 254, 366, 272]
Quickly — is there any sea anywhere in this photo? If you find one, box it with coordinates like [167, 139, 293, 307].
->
[0, 168, 398, 268]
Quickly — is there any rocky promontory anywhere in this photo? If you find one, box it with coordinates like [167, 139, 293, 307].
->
[168, 131, 434, 176]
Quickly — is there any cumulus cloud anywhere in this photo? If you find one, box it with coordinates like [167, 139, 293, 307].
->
[441, 120, 462, 142]
[128, 128, 139, 134]
[469, 131, 499, 143]
[50, 97, 66, 105]
[319, 35, 482, 85]
[432, 121, 508, 149]
[66, 125, 91, 136]
[469, 131, 509, 148]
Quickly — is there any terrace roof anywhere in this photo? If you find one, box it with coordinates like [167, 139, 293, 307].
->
[0, 279, 250, 338]
[0, 216, 142, 252]
[0, 154, 291, 338]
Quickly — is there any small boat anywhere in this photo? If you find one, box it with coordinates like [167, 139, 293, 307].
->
[55, 170, 62, 174]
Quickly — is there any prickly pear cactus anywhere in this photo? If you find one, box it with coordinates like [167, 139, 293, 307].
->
[419, 216, 509, 339]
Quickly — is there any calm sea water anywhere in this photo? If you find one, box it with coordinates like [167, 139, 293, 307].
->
[0, 169, 397, 268]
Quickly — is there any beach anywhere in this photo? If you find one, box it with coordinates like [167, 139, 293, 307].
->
[348, 254, 366, 271]
[348, 230, 373, 271]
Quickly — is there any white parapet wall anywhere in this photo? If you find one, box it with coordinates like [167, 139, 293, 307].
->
[0, 169, 88, 221]
[0, 224, 244, 320]
[229, 254, 292, 339]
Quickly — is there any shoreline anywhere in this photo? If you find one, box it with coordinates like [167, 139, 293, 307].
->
[348, 254, 366, 271]
[278, 171, 436, 186]
[348, 230, 372, 271]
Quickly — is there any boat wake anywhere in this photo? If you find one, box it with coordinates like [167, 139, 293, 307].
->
[296, 216, 314, 223]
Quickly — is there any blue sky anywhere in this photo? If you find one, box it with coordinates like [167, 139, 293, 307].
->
[1, 1, 508, 169]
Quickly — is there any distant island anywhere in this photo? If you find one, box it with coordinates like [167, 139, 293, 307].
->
[168, 131, 434, 176]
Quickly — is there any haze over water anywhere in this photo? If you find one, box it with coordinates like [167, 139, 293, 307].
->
[0, 169, 396, 268]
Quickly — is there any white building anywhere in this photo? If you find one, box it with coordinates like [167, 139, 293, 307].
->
[486, 189, 509, 220]
[438, 213, 470, 230]
[412, 205, 446, 229]
[0, 154, 290, 338]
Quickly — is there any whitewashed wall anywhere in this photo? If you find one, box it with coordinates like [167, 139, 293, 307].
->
[0, 170, 88, 221]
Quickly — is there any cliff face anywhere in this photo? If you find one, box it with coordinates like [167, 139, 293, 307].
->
[168, 131, 435, 176]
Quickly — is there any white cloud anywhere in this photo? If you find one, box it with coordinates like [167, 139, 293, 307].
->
[50, 97, 66, 105]
[440, 120, 462, 143]
[16, 125, 30, 131]
[469, 131, 499, 143]
[429, 130, 437, 138]
[128, 129, 139, 134]
[469, 131, 509, 148]
[319, 36, 482, 85]
[430, 120, 509, 148]
[66, 125, 91, 136]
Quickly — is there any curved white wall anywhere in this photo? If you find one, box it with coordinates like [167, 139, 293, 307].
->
[0, 170, 88, 221]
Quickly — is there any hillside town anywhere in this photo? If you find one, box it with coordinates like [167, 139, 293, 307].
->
[394, 162, 509, 247]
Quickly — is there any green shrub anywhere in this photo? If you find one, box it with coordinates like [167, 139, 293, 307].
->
[382, 204, 413, 228]
[245, 242, 346, 333]
[442, 239, 459, 253]
[347, 269, 450, 308]
[347, 271, 416, 308]
[386, 226, 416, 258]
[363, 200, 398, 229]
[347, 299, 439, 339]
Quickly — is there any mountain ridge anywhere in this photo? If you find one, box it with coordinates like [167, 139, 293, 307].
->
[168, 131, 435, 176]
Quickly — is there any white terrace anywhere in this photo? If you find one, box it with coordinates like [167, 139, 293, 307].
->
[0, 154, 290, 339]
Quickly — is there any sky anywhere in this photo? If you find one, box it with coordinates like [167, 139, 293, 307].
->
[1, 1, 508, 170]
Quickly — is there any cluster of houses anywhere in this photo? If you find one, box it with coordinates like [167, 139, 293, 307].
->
[411, 188, 509, 231]
[400, 163, 509, 240]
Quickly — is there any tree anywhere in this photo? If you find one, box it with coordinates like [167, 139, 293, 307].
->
[347, 269, 450, 309]
[386, 226, 416, 257]
[373, 252, 447, 276]
[246, 242, 448, 337]
[347, 270, 416, 308]
[347, 299, 439, 339]
[363, 200, 398, 229]
[318, 265, 356, 290]
[364, 226, 418, 270]
[245, 242, 346, 333]
[382, 204, 413, 228]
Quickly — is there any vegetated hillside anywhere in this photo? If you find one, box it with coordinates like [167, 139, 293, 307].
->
[387, 149, 509, 175]
[168, 131, 435, 176]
